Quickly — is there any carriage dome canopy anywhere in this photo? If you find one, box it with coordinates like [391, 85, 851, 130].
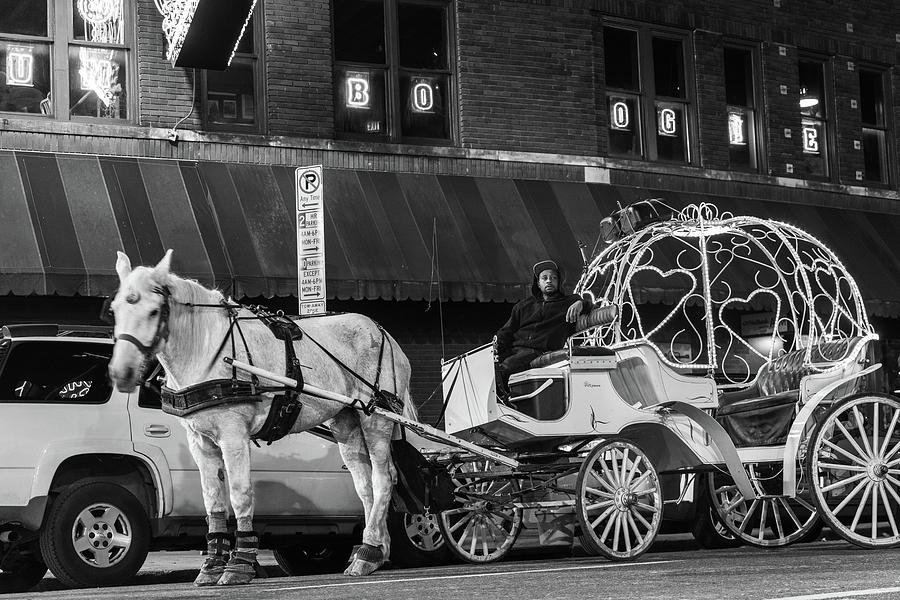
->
[574, 202, 874, 383]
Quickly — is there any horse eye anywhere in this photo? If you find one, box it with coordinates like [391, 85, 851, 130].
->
[149, 309, 160, 318]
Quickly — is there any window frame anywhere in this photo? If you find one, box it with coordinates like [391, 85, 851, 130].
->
[796, 53, 834, 181]
[199, 4, 265, 134]
[332, 0, 457, 145]
[602, 20, 697, 165]
[0, 340, 113, 405]
[722, 40, 765, 173]
[857, 65, 892, 186]
[0, 0, 136, 122]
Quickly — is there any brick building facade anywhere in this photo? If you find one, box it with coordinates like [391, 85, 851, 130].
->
[2, 0, 899, 421]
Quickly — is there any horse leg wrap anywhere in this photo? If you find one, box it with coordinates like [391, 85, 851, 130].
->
[343, 543, 384, 577]
[218, 532, 265, 586]
[194, 533, 231, 587]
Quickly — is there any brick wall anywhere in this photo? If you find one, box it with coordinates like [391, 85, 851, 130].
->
[456, 0, 598, 155]
[264, 0, 334, 138]
[761, 41, 799, 177]
[136, 0, 198, 130]
[833, 56, 865, 185]
[693, 29, 727, 171]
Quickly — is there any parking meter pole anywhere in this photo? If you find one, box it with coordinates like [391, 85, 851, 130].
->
[224, 357, 520, 468]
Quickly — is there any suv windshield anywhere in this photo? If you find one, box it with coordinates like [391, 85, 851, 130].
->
[0, 341, 113, 404]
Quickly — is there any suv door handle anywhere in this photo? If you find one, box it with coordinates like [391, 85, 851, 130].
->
[144, 424, 171, 437]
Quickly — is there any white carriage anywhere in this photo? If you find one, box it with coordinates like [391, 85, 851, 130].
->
[437, 201, 893, 562]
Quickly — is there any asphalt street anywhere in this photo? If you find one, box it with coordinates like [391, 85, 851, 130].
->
[10, 537, 900, 600]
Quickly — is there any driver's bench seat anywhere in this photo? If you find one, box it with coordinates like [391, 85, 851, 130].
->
[528, 305, 619, 369]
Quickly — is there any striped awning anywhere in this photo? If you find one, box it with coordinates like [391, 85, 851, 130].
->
[2, 149, 900, 316]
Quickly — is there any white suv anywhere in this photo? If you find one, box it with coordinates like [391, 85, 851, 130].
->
[0, 324, 444, 592]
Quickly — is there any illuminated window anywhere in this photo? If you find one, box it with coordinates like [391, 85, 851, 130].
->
[724, 45, 759, 171]
[333, 0, 453, 142]
[201, 8, 263, 132]
[859, 68, 889, 184]
[603, 24, 693, 163]
[797, 57, 830, 178]
[0, 0, 132, 120]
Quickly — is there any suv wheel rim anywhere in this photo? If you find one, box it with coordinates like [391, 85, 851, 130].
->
[71, 503, 132, 568]
[405, 513, 443, 551]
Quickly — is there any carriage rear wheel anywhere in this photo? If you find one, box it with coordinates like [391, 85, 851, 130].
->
[807, 393, 900, 549]
[575, 440, 662, 560]
[709, 461, 818, 547]
[437, 458, 522, 563]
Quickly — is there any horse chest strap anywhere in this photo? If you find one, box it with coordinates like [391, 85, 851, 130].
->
[160, 379, 261, 417]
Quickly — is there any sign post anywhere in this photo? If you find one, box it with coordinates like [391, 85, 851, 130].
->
[296, 166, 326, 316]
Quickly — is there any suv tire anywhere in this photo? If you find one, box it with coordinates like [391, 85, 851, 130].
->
[39, 481, 150, 588]
[273, 541, 353, 575]
[387, 510, 451, 567]
[0, 547, 48, 593]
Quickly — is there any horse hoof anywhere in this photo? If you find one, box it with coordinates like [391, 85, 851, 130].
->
[344, 558, 382, 576]
[194, 570, 223, 587]
[193, 556, 227, 587]
[217, 559, 257, 585]
[217, 568, 255, 586]
[343, 544, 383, 576]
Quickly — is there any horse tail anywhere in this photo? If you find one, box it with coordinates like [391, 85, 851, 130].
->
[382, 329, 418, 424]
[400, 385, 419, 422]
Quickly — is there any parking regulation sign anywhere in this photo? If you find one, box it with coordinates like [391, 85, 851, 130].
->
[296, 166, 326, 316]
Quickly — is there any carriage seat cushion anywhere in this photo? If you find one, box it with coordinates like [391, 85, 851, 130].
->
[721, 337, 862, 403]
[716, 337, 863, 447]
[715, 389, 799, 418]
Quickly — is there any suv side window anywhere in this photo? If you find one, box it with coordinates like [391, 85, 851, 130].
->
[0, 341, 113, 404]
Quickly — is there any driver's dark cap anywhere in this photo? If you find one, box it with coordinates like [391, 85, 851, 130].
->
[533, 260, 560, 278]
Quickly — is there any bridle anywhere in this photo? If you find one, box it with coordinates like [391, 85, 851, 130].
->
[102, 285, 173, 363]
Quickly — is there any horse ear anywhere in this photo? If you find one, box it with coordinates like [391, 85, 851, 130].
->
[115, 251, 132, 283]
[152, 249, 174, 283]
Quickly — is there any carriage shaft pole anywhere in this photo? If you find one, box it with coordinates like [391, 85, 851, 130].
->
[224, 357, 519, 468]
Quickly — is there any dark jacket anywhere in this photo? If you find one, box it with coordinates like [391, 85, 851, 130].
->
[495, 272, 589, 357]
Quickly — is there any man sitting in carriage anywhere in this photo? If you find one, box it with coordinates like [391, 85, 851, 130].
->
[494, 259, 592, 400]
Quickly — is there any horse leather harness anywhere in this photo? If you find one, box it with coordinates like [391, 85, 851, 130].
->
[107, 288, 403, 444]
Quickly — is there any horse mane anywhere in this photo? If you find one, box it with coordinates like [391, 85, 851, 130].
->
[161, 273, 230, 384]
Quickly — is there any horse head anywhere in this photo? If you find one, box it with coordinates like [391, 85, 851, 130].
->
[108, 249, 174, 392]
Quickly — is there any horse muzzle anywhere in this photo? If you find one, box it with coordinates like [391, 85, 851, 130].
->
[109, 338, 147, 393]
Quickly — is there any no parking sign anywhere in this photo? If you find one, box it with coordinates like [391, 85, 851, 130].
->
[296, 166, 325, 316]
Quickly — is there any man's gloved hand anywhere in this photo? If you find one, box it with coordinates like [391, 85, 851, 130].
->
[566, 299, 584, 323]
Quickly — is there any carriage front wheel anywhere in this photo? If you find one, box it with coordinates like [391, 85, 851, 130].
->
[807, 393, 900, 549]
[575, 439, 662, 560]
[437, 458, 523, 563]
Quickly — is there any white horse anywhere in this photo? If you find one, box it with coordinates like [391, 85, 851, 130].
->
[107, 250, 415, 585]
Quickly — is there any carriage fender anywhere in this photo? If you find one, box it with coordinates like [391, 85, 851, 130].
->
[658, 402, 756, 500]
[782, 362, 882, 497]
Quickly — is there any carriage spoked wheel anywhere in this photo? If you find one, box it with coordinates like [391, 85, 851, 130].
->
[709, 461, 818, 547]
[575, 439, 662, 560]
[437, 458, 523, 563]
[807, 393, 900, 549]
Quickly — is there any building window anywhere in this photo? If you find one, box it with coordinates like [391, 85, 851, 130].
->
[859, 68, 889, 184]
[603, 24, 693, 163]
[798, 57, 830, 178]
[724, 45, 759, 171]
[1, 0, 132, 120]
[201, 8, 263, 132]
[333, 0, 453, 143]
